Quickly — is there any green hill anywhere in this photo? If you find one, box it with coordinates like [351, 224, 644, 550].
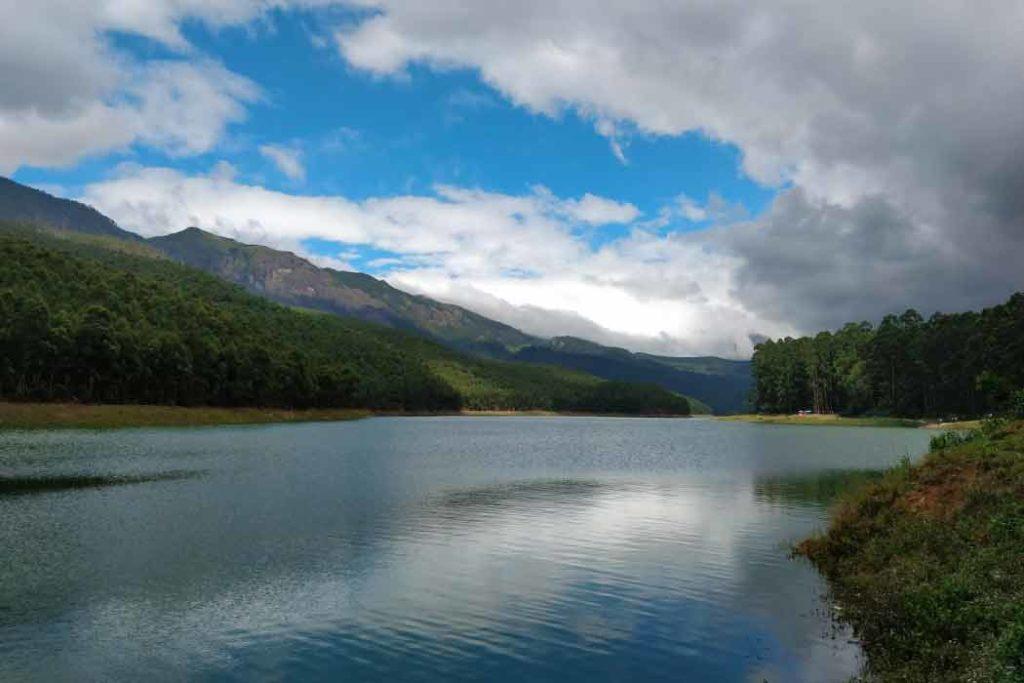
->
[0, 223, 689, 416]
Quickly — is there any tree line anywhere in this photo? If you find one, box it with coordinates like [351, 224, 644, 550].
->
[752, 294, 1024, 417]
[0, 226, 689, 416]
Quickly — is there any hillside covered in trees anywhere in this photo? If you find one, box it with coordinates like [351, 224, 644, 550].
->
[0, 223, 689, 416]
[751, 297, 1024, 418]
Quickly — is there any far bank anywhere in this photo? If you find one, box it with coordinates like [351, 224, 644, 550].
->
[718, 413, 983, 429]
[0, 402, 695, 431]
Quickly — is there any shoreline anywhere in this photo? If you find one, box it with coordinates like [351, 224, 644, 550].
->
[797, 420, 1024, 679]
[449, 410, 690, 418]
[718, 413, 981, 429]
[0, 402, 371, 430]
[2, 403, 983, 431]
[0, 402, 692, 430]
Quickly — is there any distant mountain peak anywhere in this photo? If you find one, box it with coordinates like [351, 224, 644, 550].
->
[0, 177, 140, 241]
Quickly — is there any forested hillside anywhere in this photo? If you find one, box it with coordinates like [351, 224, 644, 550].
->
[0, 224, 689, 415]
[752, 298, 1024, 417]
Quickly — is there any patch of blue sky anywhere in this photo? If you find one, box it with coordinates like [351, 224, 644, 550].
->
[302, 237, 413, 275]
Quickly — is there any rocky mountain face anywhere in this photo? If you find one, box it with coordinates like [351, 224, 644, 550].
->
[149, 227, 536, 351]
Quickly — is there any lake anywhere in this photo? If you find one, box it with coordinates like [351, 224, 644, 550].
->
[0, 416, 934, 682]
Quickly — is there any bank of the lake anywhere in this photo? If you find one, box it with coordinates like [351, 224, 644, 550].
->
[0, 402, 371, 430]
[719, 414, 925, 428]
[457, 409, 694, 418]
[0, 402, 699, 430]
[799, 420, 1024, 681]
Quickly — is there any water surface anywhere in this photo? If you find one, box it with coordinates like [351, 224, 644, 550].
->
[0, 417, 933, 681]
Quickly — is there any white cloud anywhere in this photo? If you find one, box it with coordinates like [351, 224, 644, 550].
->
[594, 118, 629, 164]
[563, 193, 638, 225]
[0, 58, 260, 173]
[81, 165, 791, 357]
[333, 0, 1024, 333]
[0, 0, 334, 172]
[677, 195, 708, 223]
[0, 104, 136, 173]
[259, 143, 306, 180]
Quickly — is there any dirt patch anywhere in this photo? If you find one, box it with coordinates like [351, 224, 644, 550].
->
[900, 464, 978, 519]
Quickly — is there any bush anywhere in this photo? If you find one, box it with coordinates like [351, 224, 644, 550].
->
[1010, 388, 1024, 419]
[929, 428, 980, 451]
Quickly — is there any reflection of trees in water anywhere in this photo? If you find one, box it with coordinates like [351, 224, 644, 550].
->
[0, 470, 203, 495]
[754, 469, 884, 507]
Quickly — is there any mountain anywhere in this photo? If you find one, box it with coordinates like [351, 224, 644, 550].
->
[0, 221, 689, 415]
[0, 177, 751, 412]
[0, 178, 140, 242]
[150, 227, 534, 351]
[502, 337, 750, 414]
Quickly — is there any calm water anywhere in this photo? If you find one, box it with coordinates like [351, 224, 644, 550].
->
[0, 417, 933, 682]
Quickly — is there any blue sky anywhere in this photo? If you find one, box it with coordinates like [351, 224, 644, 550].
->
[14, 9, 774, 239]
[4, 2, 1020, 357]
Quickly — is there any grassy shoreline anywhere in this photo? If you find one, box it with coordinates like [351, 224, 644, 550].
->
[719, 413, 983, 429]
[0, 402, 371, 430]
[798, 420, 1024, 681]
[0, 402, 693, 430]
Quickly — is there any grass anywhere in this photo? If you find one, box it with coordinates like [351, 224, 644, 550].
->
[0, 402, 370, 430]
[922, 419, 985, 430]
[798, 419, 1024, 681]
[719, 413, 924, 428]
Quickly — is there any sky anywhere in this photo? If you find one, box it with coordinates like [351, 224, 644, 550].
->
[3, 1, 1022, 358]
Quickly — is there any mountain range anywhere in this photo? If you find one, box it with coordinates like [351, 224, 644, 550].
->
[0, 177, 751, 413]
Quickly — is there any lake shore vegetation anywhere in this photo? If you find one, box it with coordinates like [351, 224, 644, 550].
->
[798, 418, 1024, 681]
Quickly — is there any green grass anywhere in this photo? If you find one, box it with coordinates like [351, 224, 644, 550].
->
[0, 402, 370, 429]
[798, 420, 1024, 681]
[718, 413, 923, 428]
